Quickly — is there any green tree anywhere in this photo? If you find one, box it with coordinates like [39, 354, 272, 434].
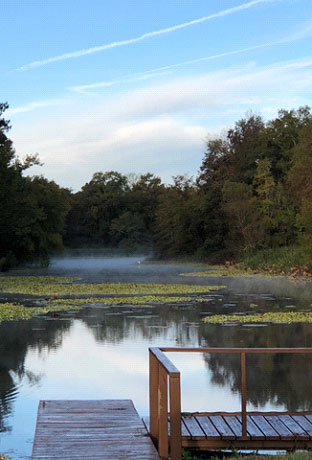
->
[288, 122, 312, 257]
[0, 103, 70, 269]
[129, 173, 163, 235]
[222, 181, 265, 254]
[253, 158, 275, 218]
[77, 171, 129, 244]
[155, 176, 202, 258]
[252, 159, 296, 247]
[265, 106, 312, 181]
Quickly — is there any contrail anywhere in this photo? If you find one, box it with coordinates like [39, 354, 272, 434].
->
[69, 27, 311, 94]
[18, 0, 276, 71]
[69, 70, 174, 94]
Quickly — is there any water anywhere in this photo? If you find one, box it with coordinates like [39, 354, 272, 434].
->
[1, 255, 312, 458]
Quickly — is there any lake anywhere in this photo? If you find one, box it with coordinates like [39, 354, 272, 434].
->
[1, 255, 312, 459]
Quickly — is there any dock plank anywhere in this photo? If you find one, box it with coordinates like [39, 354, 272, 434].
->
[278, 415, 309, 439]
[237, 415, 264, 440]
[195, 416, 220, 439]
[31, 400, 160, 460]
[182, 416, 205, 438]
[225, 416, 244, 438]
[293, 415, 312, 437]
[249, 415, 280, 440]
[264, 415, 293, 439]
[208, 415, 235, 440]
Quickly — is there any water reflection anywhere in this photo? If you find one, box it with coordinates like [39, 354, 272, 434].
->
[200, 322, 312, 412]
[1, 256, 312, 458]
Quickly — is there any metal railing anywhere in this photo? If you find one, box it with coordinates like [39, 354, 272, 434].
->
[149, 347, 312, 460]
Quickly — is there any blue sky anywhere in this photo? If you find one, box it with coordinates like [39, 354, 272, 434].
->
[2, 0, 312, 191]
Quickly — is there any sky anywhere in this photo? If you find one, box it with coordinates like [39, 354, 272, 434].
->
[1, 0, 312, 191]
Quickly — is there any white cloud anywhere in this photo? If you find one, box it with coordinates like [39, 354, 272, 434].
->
[17, 0, 276, 71]
[11, 56, 312, 191]
[17, 118, 207, 189]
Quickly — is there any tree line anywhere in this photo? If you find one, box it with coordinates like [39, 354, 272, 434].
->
[1, 102, 312, 270]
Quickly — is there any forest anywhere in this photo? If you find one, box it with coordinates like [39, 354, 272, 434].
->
[1, 101, 312, 271]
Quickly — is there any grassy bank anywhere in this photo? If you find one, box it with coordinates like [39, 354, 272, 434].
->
[177, 245, 312, 279]
[241, 246, 312, 276]
[181, 452, 312, 460]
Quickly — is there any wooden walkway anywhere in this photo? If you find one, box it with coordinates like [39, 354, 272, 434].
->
[31, 400, 160, 460]
[144, 411, 312, 450]
[149, 347, 312, 460]
[180, 412, 312, 449]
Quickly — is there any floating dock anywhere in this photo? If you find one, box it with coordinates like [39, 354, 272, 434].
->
[144, 411, 312, 450]
[149, 346, 312, 460]
[31, 400, 160, 460]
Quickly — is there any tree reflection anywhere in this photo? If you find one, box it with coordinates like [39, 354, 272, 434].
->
[0, 316, 71, 432]
[199, 322, 312, 411]
[80, 302, 312, 412]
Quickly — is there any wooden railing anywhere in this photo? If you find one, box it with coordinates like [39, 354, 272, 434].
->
[149, 347, 312, 460]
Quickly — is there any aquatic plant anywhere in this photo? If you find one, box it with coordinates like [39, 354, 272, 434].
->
[203, 311, 312, 324]
[0, 276, 223, 296]
[0, 275, 80, 293]
[0, 302, 81, 323]
[51, 295, 208, 306]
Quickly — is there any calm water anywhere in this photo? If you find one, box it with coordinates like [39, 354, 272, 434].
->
[1, 255, 312, 458]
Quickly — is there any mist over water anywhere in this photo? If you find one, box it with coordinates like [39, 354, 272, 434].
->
[1, 254, 312, 458]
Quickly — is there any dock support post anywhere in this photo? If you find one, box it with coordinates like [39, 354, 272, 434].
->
[149, 349, 159, 442]
[241, 351, 247, 438]
[169, 374, 181, 460]
[158, 364, 169, 458]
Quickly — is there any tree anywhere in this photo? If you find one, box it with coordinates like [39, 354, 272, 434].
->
[226, 113, 265, 184]
[155, 176, 203, 258]
[0, 103, 69, 269]
[77, 171, 130, 244]
[222, 181, 266, 254]
[265, 106, 312, 181]
[128, 173, 163, 234]
[288, 122, 312, 256]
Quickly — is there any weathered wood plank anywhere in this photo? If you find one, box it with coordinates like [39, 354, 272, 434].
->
[225, 416, 245, 438]
[143, 416, 189, 439]
[195, 416, 220, 439]
[182, 416, 205, 438]
[237, 415, 264, 440]
[250, 415, 280, 440]
[293, 415, 312, 437]
[304, 414, 312, 426]
[179, 418, 191, 438]
[278, 415, 309, 439]
[31, 400, 160, 460]
[38, 400, 134, 412]
[208, 415, 235, 440]
[264, 415, 293, 439]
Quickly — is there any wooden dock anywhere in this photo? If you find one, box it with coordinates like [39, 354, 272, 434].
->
[31, 400, 160, 460]
[144, 411, 312, 450]
[149, 347, 312, 460]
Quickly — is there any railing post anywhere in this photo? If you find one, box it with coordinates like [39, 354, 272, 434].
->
[149, 349, 159, 442]
[158, 364, 169, 458]
[241, 351, 247, 438]
[169, 373, 181, 460]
